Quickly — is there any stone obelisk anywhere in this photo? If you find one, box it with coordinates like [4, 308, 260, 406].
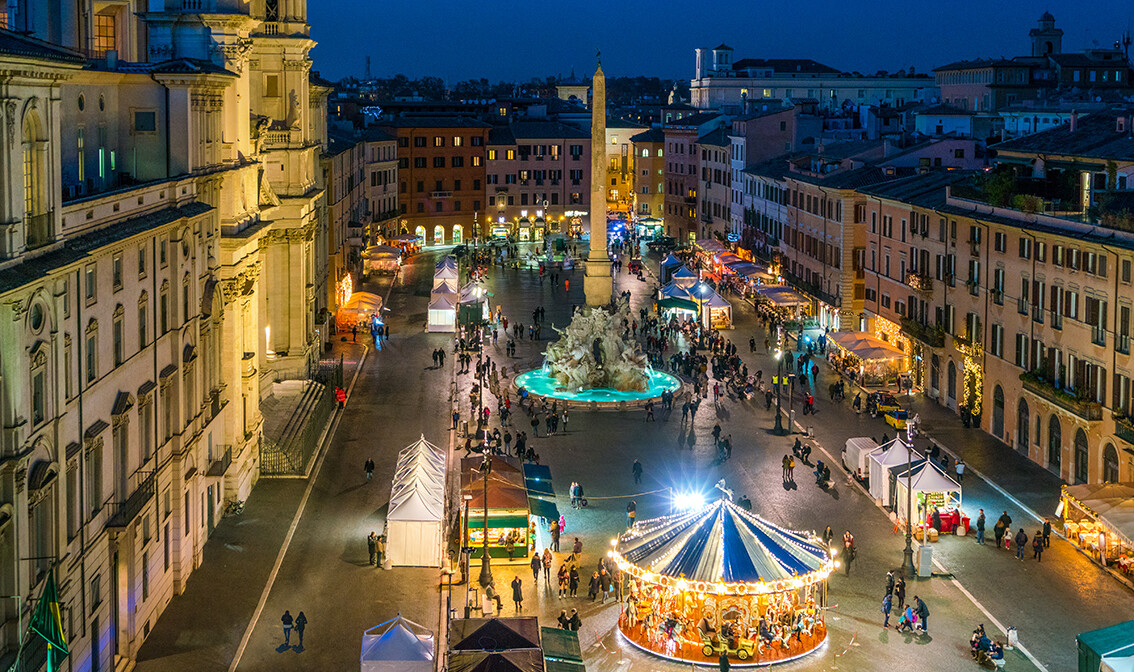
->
[584, 55, 613, 307]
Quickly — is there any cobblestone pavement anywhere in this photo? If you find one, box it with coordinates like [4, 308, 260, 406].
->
[134, 244, 1132, 672]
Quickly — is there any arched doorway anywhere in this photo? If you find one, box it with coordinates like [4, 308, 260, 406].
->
[930, 354, 940, 398]
[414, 225, 426, 242]
[433, 225, 445, 245]
[1048, 416, 1062, 472]
[946, 361, 957, 407]
[452, 225, 463, 244]
[1016, 399, 1029, 453]
[992, 385, 1005, 439]
[1104, 443, 1119, 483]
[1074, 429, 1089, 484]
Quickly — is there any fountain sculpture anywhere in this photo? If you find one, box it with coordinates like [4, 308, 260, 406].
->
[543, 301, 650, 393]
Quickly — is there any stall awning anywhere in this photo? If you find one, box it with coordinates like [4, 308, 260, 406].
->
[755, 285, 810, 307]
[524, 464, 560, 522]
[1063, 482, 1134, 547]
[827, 331, 906, 361]
[540, 627, 583, 663]
[528, 498, 560, 522]
[658, 297, 698, 312]
[467, 514, 529, 529]
[726, 261, 769, 278]
[696, 239, 728, 255]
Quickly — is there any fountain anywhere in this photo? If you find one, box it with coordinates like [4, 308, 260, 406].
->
[514, 299, 682, 407]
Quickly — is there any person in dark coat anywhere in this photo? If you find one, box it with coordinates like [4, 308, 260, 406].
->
[294, 612, 307, 647]
[975, 509, 986, 544]
[511, 576, 524, 611]
[913, 596, 929, 633]
[894, 577, 906, 611]
[632, 459, 643, 484]
[882, 593, 893, 628]
[281, 610, 294, 645]
[719, 650, 730, 672]
[1042, 519, 1052, 547]
[531, 553, 542, 581]
[568, 608, 582, 631]
[599, 568, 612, 603]
[569, 567, 580, 597]
[557, 610, 571, 630]
[1032, 530, 1044, 562]
[588, 571, 601, 601]
[885, 570, 895, 596]
[1014, 528, 1028, 560]
[994, 511, 1012, 548]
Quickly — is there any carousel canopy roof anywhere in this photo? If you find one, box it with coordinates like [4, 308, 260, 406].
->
[615, 498, 829, 586]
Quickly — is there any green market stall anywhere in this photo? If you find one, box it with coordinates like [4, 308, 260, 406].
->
[461, 457, 531, 559]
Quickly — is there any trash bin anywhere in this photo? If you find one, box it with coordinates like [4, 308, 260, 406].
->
[460, 420, 469, 437]
[917, 544, 933, 577]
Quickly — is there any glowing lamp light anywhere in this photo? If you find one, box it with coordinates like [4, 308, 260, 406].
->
[676, 579, 688, 592]
[673, 491, 705, 511]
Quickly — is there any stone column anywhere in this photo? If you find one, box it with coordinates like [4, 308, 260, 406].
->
[584, 57, 613, 307]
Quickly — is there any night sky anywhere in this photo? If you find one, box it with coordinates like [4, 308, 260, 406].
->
[308, 2, 1132, 84]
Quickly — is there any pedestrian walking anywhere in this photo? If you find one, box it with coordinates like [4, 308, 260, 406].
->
[542, 548, 552, 584]
[364, 458, 374, 481]
[550, 520, 561, 551]
[1014, 528, 1028, 560]
[787, 456, 795, 481]
[894, 577, 906, 611]
[843, 531, 856, 576]
[1032, 530, 1044, 562]
[573, 537, 582, 555]
[882, 593, 893, 628]
[975, 509, 986, 544]
[281, 610, 294, 645]
[512, 576, 524, 611]
[954, 458, 965, 484]
[531, 553, 542, 582]
[885, 570, 895, 596]
[599, 567, 612, 603]
[782, 455, 791, 482]
[626, 500, 637, 528]
[558, 566, 569, 597]
[682, 401, 690, 422]
[646, 403, 655, 421]
[588, 571, 601, 601]
[1042, 519, 1052, 547]
[569, 566, 580, 597]
[294, 612, 307, 647]
[367, 531, 378, 566]
[995, 511, 1012, 548]
[914, 596, 929, 633]
[632, 459, 643, 484]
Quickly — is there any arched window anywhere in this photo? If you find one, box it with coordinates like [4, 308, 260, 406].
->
[992, 385, 1005, 438]
[947, 361, 957, 403]
[1103, 443, 1119, 483]
[1048, 416, 1061, 471]
[23, 111, 49, 248]
[1016, 399, 1029, 453]
[1074, 429, 1089, 484]
[182, 273, 192, 325]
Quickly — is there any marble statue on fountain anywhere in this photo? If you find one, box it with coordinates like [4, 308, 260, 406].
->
[545, 297, 650, 392]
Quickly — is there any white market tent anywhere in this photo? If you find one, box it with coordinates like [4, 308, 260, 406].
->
[337, 292, 384, 332]
[755, 285, 811, 308]
[427, 294, 457, 332]
[360, 614, 435, 672]
[433, 278, 459, 295]
[868, 438, 917, 504]
[386, 436, 446, 567]
[894, 459, 962, 523]
[434, 265, 459, 285]
[670, 265, 698, 289]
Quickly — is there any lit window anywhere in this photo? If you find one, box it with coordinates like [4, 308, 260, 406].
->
[94, 13, 116, 56]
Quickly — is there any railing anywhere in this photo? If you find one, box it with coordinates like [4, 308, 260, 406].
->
[106, 470, 156, 527]
[1119, 334, 1130, 355]
[1115, 412, 1134, 445]
[1092, 325, 1106, 347]
[904, 271, 932, 292]
[207, 445, 233, 478]
[261, 357, 343, 476]
[1020, 373, 1103, 421]
[900, 317, 945, 348]
[261, 22, 279, 35]
[430, 191, 453, 199]
[25, 211, 53, 250]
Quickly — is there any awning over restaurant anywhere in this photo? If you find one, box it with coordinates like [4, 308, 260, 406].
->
[827, 331, 907, 361]
[1064, 482, 1134, 547]
[696, 239, 728, 255]
[755, 285, 810, 307]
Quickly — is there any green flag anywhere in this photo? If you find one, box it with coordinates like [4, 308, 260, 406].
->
[29, 572, 68, 658]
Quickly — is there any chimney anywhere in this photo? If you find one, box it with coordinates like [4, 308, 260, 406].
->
[1070, 110, 1078, 132]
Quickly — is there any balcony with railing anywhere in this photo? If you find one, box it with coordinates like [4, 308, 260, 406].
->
[106, 470, 156, 527]
[1115, 412, 1134, 445]
[430, 191, 452, 199]
[207, 445, 233, 478]
[1020, 372, 1103, 421]
[904, 271, 933, 293]
[25, 211, 53, 250]
[900, 317, 945, 348]
[1092, 324, 1106, 347]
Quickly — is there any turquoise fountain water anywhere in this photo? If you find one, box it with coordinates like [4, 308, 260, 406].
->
[514, 365, 681, 403]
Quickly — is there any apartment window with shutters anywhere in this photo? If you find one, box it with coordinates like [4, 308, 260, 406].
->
[1065, 290, 1079, 320]
[1032, 280, 1045, 322]
[968, 259, 980, 295]
[994, 231, 1006, 253]
[966, 312, 981, 343]
[990, 324, 1004, 358]
[1015, 333, 1029, 368]
[1050, 286, 1063, 329]
[85, 323, 98, 383]
[992, 268, 1004, 304]
[112, 308, 124, 366]
[1086, 297, 1108, 346]
[1019, 237, 1032, 259]
[1115, 373, 1131, 417]
[1123, 259, 1132, 284]
[1119, 305, 1131, 354]
[1036, 241, 1047, 263]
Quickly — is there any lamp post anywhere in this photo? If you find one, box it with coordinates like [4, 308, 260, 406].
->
[903, 416, 919, 578]
[774, 349, 785, 435]
[462, 494, 473, 617]
[478, 455, 494, 588]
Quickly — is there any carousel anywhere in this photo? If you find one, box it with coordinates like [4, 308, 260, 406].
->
[610, 497, 835, 666]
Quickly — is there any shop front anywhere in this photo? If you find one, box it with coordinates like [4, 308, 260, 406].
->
[825, 331, 908, 388]
[461, 457, 531, 560]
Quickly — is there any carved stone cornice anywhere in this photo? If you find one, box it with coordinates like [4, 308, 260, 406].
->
[283, 58, 312, 72]
[261, 226, 311, 245]
[220, 261, 261, 306]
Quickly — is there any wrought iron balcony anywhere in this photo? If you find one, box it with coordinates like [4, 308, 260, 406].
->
[1114, 412, 1134, 445]
[106, 470, 156, 527]
[1020, 373, 1103, 421]
[900, 317, 945, 348]
[207, 445, 233, 478]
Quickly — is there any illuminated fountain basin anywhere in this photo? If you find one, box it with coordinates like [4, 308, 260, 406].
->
[514, 366, 682, 407]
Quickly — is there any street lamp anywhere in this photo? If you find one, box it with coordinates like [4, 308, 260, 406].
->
[902, 416, 919, 578]
[774, 349, 785, 435]
[477, 455, 494, 588]
[462, 494, 473, 617]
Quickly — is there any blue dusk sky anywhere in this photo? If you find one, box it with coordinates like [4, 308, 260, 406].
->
[308, 1, 1133, 83]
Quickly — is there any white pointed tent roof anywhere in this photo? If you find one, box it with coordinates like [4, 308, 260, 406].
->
[435, 265, 459, 281]
[428, 294, 457, 311]
[388, 435, 446, 523]
[436, 256, 457, 268]
[871, 438, 917, 467]
[901, 459, 961, 493]
[432, 279, 459, 295]
[361, 614, 435, 666]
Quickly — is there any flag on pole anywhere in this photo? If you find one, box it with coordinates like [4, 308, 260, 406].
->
[29, 571, 68, 668]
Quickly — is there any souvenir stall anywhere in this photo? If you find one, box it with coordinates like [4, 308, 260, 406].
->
[386, 436, 447, 567]
[891, 460, 963, 534]
[427, 294, 457, 333]
[825, 332, 908, 387]
[386, 233, 422, 254]
[461, 457, 531, 560]
[657, 283, 699, 323]
[867, 439, 915, 505]
[612, 498, 834, 666]
[688, 282, 732, 330]
[694, 239, 728, 272]
[336, 292, 384, 333]
[360, 615, 435, 672]
[1061, 483, 1134, 572]
[670, 265, 699, 289]
[458, 284, 492, 327]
